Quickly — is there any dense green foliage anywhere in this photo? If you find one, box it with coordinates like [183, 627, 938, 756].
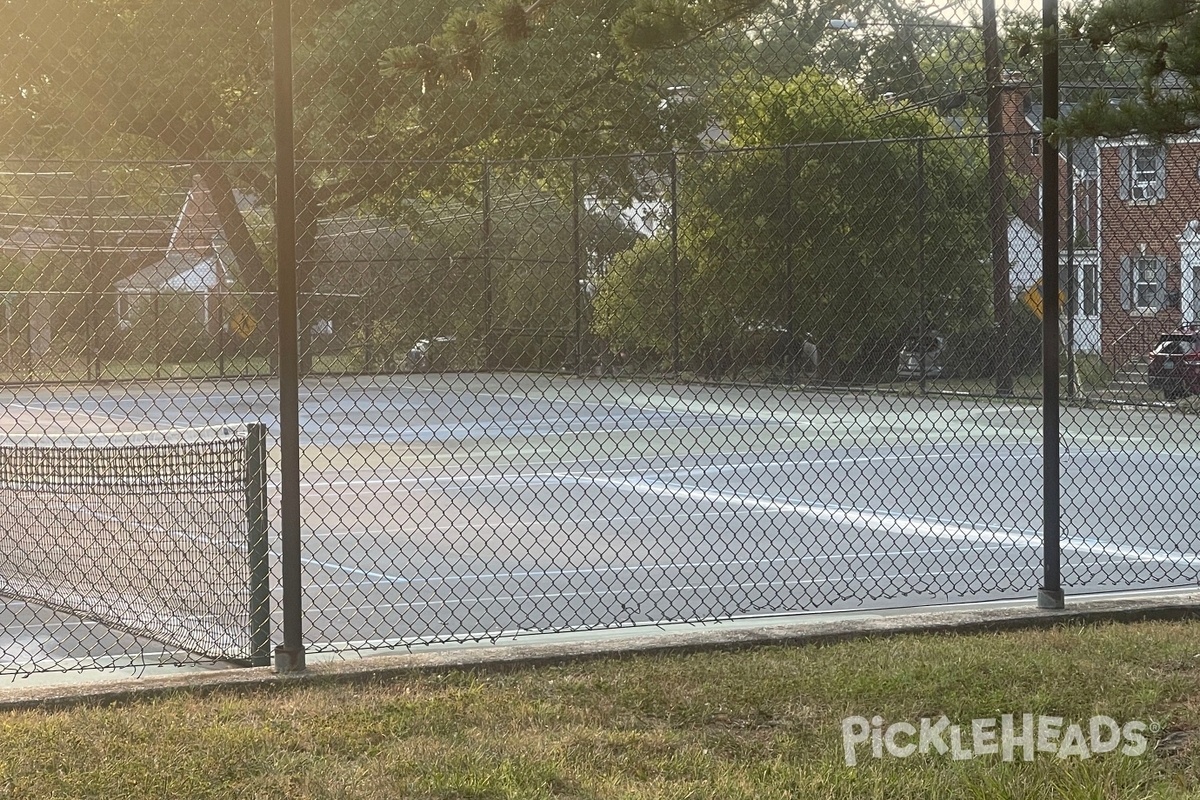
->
[593, 71, 988, 374]
[0, 0, 999, 374]
[1037, 0, 1200, 138]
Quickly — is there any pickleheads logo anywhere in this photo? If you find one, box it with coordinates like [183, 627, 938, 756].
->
[841, 714, 1150, 766]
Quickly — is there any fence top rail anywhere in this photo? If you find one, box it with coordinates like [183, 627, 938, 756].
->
[1, 132, 1052, 177]
[293, 134, 1021, 169]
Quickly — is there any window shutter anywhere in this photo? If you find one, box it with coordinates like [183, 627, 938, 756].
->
[1154, 258, 1169, 310]
[1118, 147, 1132, 201]
[1119, 256, 1132, 310]
[1154, 147, 1167, 200]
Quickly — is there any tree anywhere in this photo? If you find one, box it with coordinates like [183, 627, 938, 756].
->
[0, 0, 291, 355]
[1022, 0, 1200, 138]
[349, 178, 636, 369]
[593, 70, 989, 376]
[0, 0, 995, 377]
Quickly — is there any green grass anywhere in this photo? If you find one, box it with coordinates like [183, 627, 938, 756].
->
[6, 620, 1200, 798]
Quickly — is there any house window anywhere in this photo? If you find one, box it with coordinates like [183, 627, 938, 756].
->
[1134, 258, 1158, 310]
[1121, 254, 1166, 313]
[1031, 136, 1040, 157]
[1120, 145, 1166, 202]
[1082, 263, 1099, 317]
[1076, 184, 1097, 248]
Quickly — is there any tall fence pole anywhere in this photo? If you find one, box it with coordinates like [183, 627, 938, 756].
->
[784, 147, 796, 385]
[85, 177, 101, 381]
[1065, 143, 1078, 399]
[3, 294, 13, 377]
[217, 282, 227, 378]
[917, 138, 928, 393]
[482, 159, 494, 371]
[670, 150, 681, 375]
[362, 276, 375, 372]
[572, 159, 584, 376]
[1039, 0, 1065, 610]
[273, 0, 307, 671]
[983, 0, 1013, 397]
[152, 294, 163, 379]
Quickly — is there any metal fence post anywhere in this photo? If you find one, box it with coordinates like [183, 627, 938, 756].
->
[1039, 0, 1065, 610]
[152, 293, 163, 379]
[783, 146, 796, 385]
[917, 138, 928, 393]
[984, 0, 1013, 397]
[2, 293, 12, 378]
[362, 295, 374, 372]
[273, 0, 307, 671]
[245, 422, 272, 666]
[670, 150, 681, 375]
[85, 177, 101, 381]
[217, 284, 227, 378]
[1065, 143, 1078, 399]
[22, 293, 31, 379]
[572, 158, 584, 376]
[482, 158, 494, 371]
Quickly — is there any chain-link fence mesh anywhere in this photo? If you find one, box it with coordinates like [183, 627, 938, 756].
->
[1, 0, 1198, 674]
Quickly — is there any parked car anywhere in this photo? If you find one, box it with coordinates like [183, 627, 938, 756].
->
[406, 336, 458, 372]
[897, 332, 946, 380]
[1147, 326, 1200, 400]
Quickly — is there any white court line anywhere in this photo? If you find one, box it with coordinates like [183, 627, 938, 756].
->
[431, 385, 741, 423]
[435, 384, 1040, 428]
[297, 447, 1016, 493]
[299, 503, 755, 539]
[294, 440, 1171, 495]
[300, 420, 757, 448]
[293, 533, 1020, 590]
[599, 475, 1200, 570]
[299, 562, 1008, 617]
[297, 543, 1013, 591]
[292, 446, 1179, 587]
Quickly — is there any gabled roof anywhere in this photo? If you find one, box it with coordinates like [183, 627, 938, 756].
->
[114, 250, 228, 293]
[168, 174, 223, 254]
[112, 173, 236, 293]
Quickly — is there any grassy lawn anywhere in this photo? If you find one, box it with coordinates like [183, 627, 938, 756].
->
[4, 621, 1200, 798]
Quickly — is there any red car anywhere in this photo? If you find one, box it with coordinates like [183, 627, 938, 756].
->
[1147, 326, 1200, 400]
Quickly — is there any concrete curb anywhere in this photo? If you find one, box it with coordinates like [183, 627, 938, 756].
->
[2, 594, 1198, 712]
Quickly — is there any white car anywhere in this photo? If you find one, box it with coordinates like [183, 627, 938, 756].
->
[405, 336, 457, 371]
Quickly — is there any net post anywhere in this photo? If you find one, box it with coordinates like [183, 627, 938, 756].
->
[245, 422, 272, 666]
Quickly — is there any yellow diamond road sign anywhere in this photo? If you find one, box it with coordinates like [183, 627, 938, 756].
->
[1021, 280, 1065, 321]
[231, 309, 257, 339]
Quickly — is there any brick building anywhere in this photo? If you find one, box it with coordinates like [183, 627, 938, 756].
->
[1096, 137, 1200, 365]
[999, 80, 1200, 368]
[999, 79, 1101, 354]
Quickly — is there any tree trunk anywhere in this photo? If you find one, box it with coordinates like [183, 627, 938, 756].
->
[295, 171, 321, 375]
[196, 161, 275, 358]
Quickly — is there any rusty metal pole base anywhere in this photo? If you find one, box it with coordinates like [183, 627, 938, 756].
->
[274, 645, 307, 674]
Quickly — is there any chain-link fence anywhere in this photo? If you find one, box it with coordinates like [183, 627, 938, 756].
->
[0, 0, 1197, 676]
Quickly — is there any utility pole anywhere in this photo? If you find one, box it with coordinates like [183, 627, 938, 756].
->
[983, 0, 1013, 396]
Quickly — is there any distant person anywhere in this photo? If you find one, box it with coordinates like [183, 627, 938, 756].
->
[802, 333, 819, 375]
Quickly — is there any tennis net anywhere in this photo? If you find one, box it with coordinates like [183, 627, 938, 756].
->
[0, 423, 271, 667]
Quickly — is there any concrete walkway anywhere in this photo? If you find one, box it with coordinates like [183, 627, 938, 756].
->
[1, 588, 1196, 711]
